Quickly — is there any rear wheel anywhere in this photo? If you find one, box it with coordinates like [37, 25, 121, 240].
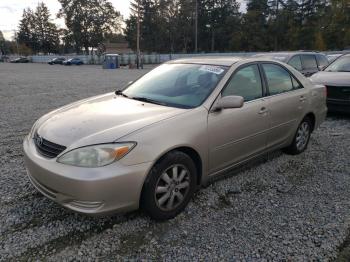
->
[141, 151, 197, 220]
[284, 117, 312, 155]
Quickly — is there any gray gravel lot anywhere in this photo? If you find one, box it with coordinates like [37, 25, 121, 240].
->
[0, 63, 349, 261]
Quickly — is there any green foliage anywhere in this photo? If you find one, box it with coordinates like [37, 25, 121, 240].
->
[13, 0, 350, 54]
[124, 0, 350, 53]
[125, 0, 242, 53]
[17, 3, 60, 54]
[0, 30, 16, 55]
[57, 0, 122, 54]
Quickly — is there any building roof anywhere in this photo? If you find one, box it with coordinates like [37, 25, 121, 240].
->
[104, 42, 132, 54]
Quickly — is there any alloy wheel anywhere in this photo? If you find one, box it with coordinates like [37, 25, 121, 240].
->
[154, 164, 191, 211]
[296, 121, 310, 151]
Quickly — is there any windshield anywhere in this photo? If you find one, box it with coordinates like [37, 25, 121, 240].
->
[325, 56, 350, 72]
[123, 63, 228, 108]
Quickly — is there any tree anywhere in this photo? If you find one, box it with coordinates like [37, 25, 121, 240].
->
[58, 0, 122, 54]
[17, 8, 37, 53]
[0, 31, 17, 55]
[199, 0, 241, 52]
[17, 3, 60, 54]
[35, 3, 60, 54]
[0, 30, 4, 55]
[323, 0, 350, 50]
[314, 31, 326, 50]
[241, 0, 270, 51]
[124, 0, 242, 53]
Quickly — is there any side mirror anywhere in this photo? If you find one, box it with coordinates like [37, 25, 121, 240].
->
[212, 96, 244, 111]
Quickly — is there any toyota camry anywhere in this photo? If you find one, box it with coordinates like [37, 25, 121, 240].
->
[23, 57, 327, 220]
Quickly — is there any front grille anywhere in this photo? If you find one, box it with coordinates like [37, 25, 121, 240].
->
[327, 85, 350, 100]
[33, 132, 66, 158]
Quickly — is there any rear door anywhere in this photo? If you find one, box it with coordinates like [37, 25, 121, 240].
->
[208, 64, 269, 174]
[261, 63, 308, 149]
[301, 55, 319, 76]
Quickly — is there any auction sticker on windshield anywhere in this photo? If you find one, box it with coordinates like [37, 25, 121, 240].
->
[199, 65, 225, 75]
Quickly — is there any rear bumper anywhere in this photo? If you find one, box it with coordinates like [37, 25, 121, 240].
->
[314, 105, 328, 130]
[327, 98, 350, 113]
[23, 136, 153, 215]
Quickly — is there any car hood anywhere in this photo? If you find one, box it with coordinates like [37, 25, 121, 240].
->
[36, 93, 186, 149]
[310, 71, 350, 86]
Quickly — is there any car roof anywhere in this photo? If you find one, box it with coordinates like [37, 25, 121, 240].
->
[329, 53, 350, 60]
[167, 56, 246, 66]
[254, 51, 324, 61]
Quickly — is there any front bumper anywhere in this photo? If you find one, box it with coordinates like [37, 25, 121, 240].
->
[327, 98, 350, 113]
[23, 136, 153, 215]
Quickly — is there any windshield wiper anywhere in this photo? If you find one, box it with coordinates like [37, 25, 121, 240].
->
[131, 96, 168, 106]
[115, 90, 129, 98]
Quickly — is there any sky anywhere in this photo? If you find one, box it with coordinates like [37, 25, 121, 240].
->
[0, 0, 132, 40]
[0, 0, 246, 41]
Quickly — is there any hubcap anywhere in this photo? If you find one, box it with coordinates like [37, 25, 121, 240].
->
[295, 121, 310, 151]
[154, 164, 191, 211]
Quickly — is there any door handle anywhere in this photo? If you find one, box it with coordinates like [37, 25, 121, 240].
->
[299, 95, 307, 102]
[258, 107, 268, 114]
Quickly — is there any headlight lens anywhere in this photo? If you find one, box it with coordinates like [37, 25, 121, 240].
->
[57, 143, 136, 167]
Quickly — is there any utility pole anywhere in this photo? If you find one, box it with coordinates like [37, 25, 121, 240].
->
[136, 0, 141, 69]
[194, 0, 198, 53]
[274, 0, 279, 51]
[14, 30, 19, 56]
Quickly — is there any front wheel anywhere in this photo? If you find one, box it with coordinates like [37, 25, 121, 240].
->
[284, 117, 312, 155]
[141, 151, 197, 220]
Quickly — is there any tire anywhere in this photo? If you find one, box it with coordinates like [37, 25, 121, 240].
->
[141, 151, 197, 220]
[283, 117, 312, 155]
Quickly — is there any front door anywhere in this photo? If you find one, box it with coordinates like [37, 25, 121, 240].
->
[208, 64, 269, 174]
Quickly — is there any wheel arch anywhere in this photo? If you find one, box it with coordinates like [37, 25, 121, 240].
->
[139, 146, 203, 213]
[142, 146, 203, 189]
[304, 112, 316, 132]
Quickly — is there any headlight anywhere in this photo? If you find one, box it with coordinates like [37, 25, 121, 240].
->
[57, 143, 136, 167]
[29, 120, 39, 138]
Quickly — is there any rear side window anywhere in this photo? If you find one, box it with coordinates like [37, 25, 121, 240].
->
[316, 54, 329, 69]
[301, 55, 317, 70]
[222, 64, 263, 102]
[288, 55, 302, 71]
[262, 64, 294, 95]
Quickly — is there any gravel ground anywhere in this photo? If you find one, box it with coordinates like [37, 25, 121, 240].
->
[0, 63, 349, 261]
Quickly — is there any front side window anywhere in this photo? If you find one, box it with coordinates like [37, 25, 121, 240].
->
[288, 55, 302, 71]
[301, 55, 317, 70]
[123, 63, 228, 108]
[222, 64, 263, 102]
[262, 64, 294, 95]
[316, 54, 329, 69]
